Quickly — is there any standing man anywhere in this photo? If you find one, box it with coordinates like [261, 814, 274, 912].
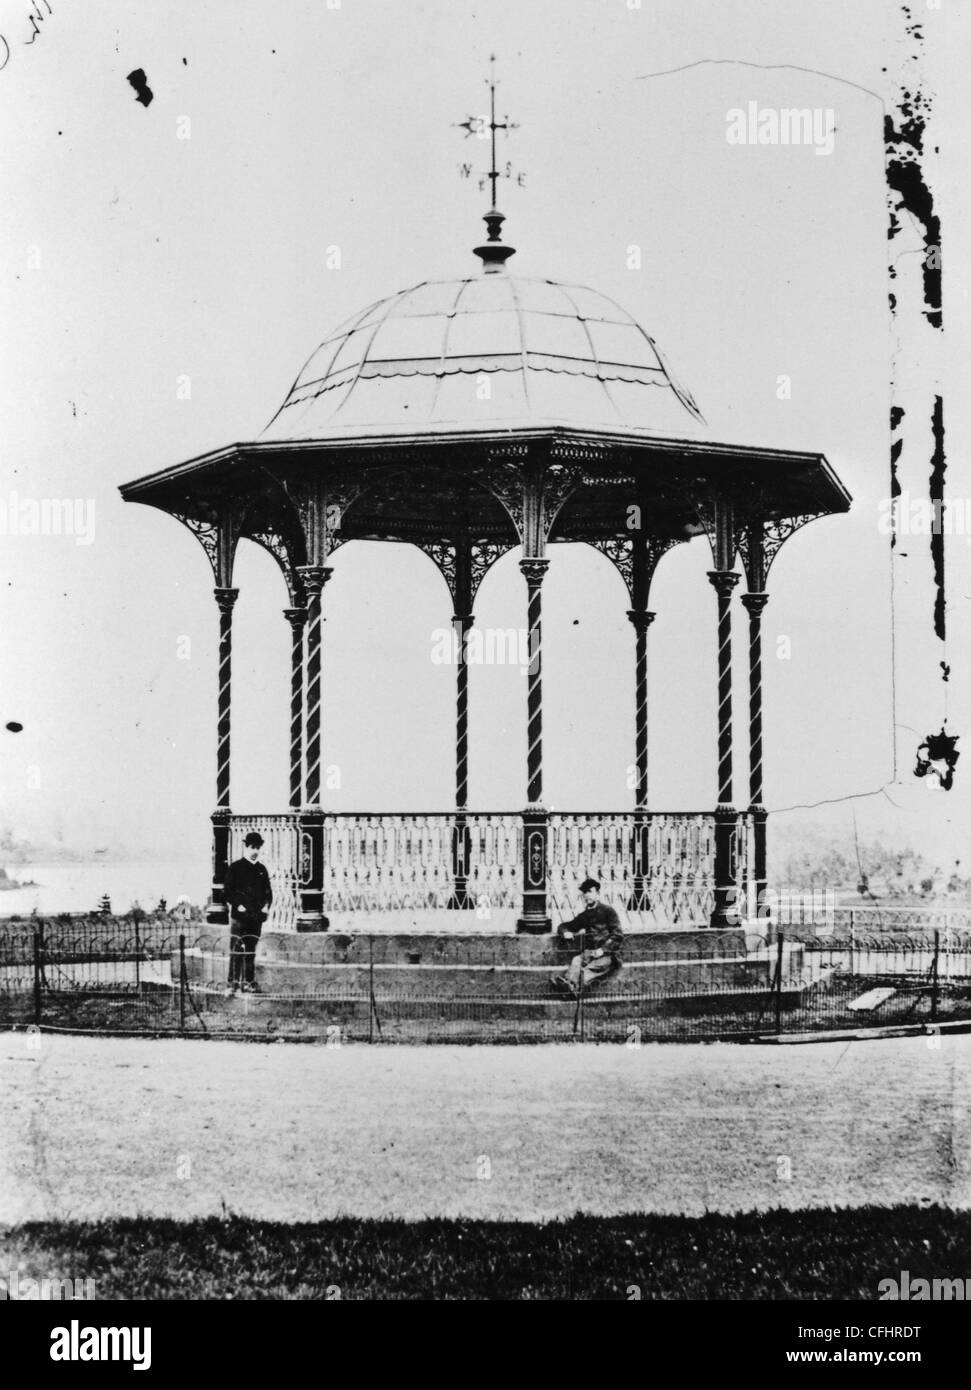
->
[224, 831, 273, 993]
[550, 877, 623, 997]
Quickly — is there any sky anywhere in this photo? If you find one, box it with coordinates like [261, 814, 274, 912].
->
[0, 0, 969, 874]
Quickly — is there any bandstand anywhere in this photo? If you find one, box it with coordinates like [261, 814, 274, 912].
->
[120, 123, 850, 937]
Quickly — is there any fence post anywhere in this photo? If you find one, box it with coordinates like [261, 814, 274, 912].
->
[930, 929, 940, 1024]
[33, 921, 42, 1027]
[134, 916, 141, 991]
[774, 929, 784, 1034]
[179, 934, 186, 1034]
[367, 935, 382, 1040]
[848, 911, 854, 977]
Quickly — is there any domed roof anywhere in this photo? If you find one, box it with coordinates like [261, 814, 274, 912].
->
[262, 273, 704, 441]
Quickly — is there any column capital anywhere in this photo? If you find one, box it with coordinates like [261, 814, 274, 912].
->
[740, 591, 770, 615]
[626, 608, 656, 632]
[519, 557, 550, 586]
[213, 586, 239, 613]
[452, 611, 475, 627]
[707, 569, 741, 598]
[296, 564, 334, 598]
[283, 606, 308, 628]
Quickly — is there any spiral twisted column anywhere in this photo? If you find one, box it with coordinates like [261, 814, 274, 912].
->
[214, 588, 238, 808]
[741, 591, 770, 919]
[299, 567, 331, 809]
[283, 607, 307, 811]
[295, 565, 332, 931]
[208, 586, 238, 924]
[449, 611, 474, 908]
[708, 569, 741, 928]
[454, 611, 473, 810]
[627, 608, 656, 909]
[519, 557, 550, 934]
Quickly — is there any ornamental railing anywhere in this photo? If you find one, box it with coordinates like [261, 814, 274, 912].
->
[325, 812, 523, 912]
[227, 810, 753, 929]
[548, 812, 723, 924]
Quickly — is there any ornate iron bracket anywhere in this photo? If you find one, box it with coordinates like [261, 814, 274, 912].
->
[590, 533, 682, 606]
[246, 526, 307, 606]
[415, 536, 515, 608]
[170, 505, 243, 587]
[736, 512, 825, 590]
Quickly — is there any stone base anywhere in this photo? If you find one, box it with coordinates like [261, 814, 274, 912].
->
[180, 925, 803, 1002]
[194, 924, 752, 964]
[172, 923, 809, 1040]
[295, 917, 330, 934]
[516, 917, 552, 935]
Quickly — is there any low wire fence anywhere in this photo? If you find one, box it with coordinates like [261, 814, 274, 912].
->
[2, 916, 971, 1044]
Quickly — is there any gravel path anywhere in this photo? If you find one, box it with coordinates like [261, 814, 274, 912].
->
[1, 1032, 968, 1223]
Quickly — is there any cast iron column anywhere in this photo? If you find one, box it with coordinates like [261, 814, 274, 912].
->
[741, 591, 770, 919]
[518, 556, 550, 933]
[284, 607, 307, 811]
[208, 586, 238, 924]
[627, 607, 656, 909]
[295, 565, 332, 930]
[449, 609, 474, 908]
[708, 569, 740, 928]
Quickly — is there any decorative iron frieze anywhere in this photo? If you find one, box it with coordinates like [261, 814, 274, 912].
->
[417, 539, 458, 603]
[470, 539, 513, 603]
[590, 533, 681, 605]
[282, 476, 363, 562]
[737, 512, 824, 590]
[170, 507, 244, 586]
[542, 459, 585, 538]
[246, 527, 307, 606]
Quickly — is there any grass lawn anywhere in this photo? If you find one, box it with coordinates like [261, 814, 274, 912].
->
[3, 1031, 969, 1299]
[3, 1033, 968, 1225]
[3, 1207, 970, 1299]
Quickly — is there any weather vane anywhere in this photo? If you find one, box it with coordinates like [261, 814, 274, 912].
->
[453, 56, 524, 271]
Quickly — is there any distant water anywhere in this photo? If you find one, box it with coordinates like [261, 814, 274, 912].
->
[0, 859, 210, 917]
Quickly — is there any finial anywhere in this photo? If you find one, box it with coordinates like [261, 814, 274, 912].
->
[454, 56, 523, 273]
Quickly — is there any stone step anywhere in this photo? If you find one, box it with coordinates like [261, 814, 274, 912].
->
[181, 948, 799, 998]
[194, 925, 751, 966]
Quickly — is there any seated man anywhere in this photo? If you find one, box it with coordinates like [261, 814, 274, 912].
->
[550, 877, 623, 997]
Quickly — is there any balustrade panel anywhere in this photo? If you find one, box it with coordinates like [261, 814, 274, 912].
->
[324, 814, 455, 912]
[549, 811, 722, 925]
[465, 813, 521, 910]
[226, 810, 744, 927]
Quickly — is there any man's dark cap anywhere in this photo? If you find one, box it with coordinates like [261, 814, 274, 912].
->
[579, 877, 601, 893]
[244, 832, 264, 848]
